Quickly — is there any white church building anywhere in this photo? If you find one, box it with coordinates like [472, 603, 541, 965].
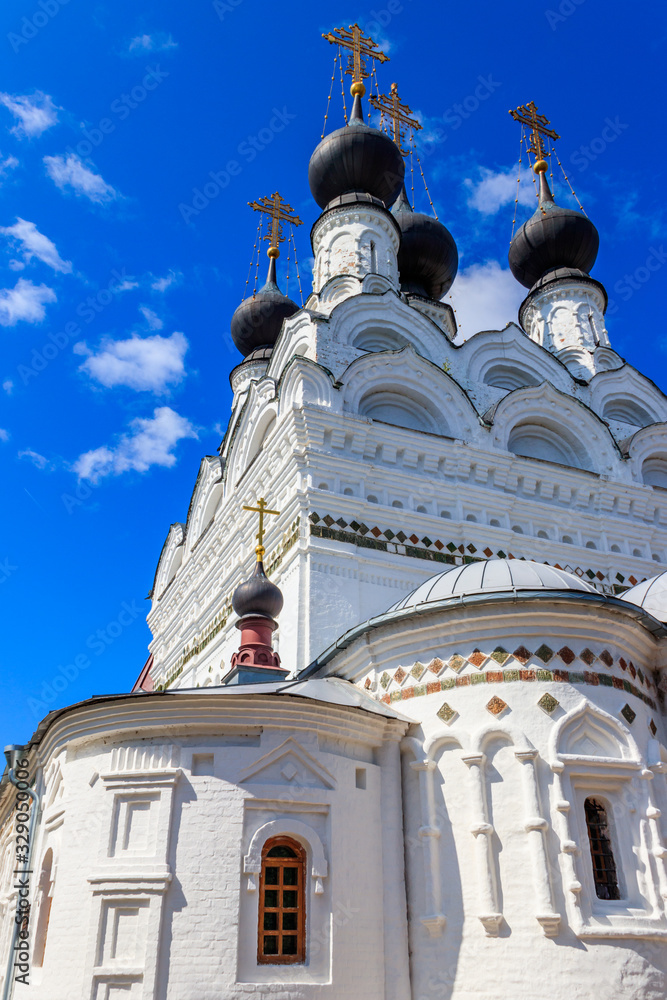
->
[2, 31, 667, 1000]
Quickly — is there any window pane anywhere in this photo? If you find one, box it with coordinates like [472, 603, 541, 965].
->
[265, 867, 279, 885]
[282, 935, 298, 955]
[283, 890, 298, 908]
[282, 912, 297, 931]
[263, 935, 278, 955]
[264, 889, 278, 908]
[283, 867, 298, 886]
[263, 912, 278, 931]
[267, 845, 297, 858]
[585, 797, 620, 900]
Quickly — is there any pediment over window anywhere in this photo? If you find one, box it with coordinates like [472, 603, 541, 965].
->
[239, 738, 336, 789]
[550, 700, 640, 766]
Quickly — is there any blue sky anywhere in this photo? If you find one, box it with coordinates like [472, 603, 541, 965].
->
[0, 0, 664, 745]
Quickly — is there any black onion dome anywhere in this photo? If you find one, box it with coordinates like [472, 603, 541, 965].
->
[508, 172, 599, 290]
[308, 100, 405, 209]
[392, 186, 458, 299]
[232, 560, 284, 620]
[230, 261, 298, 358]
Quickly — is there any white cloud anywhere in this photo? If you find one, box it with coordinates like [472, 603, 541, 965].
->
[0, 154, 18, 178]
[128, 33, 177, 53]
[77, 331, 188, 392]
[448, 260, 524, 338]
[139, 305, 163, 330]
[465, 164, 537, 216]
[0, 278, 56, 326]
[150, 270, 181, 292]
[0, 92, 59, 138]
[3, 379, 13, 394]
[19, 448, 49, 469]
[43, 153, 118, 204]
[0, 218, 72, 273]
[0, 428, 8, 441]
[74, 406, 197, 482]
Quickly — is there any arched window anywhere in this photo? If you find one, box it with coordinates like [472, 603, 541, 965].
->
[584, 798, 620, 900]
[258, 837, 306, 964]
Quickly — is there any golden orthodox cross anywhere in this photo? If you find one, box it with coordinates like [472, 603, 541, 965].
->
[509, 101, 560, 168]
[243, 497, 280, 560]
[247, 192, 302, 259]
[370, 82, 422, 155]
[322, 23, 389, 95]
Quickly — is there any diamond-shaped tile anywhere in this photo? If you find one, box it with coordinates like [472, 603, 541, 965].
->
[558, 646, 576, 665]
[323, 515, 335, 527]
[490, 646, 510, 665]
[336, 517, 347, 528]
[409, 534, 419, 544]
[350, 520, 360, 532]
[371, 526, 382, 537]
[380, 672, 391, 690]
[467, 543, 477, 554]
[393, 667, 407, 685]
[580, 648, 596, 666]
[396, 531, 407, 542]
[484, 547, 493, 557]
[358, 522, 369, 535]
[364, 677, 372, 689]
[628, 662, 637, 679]
[467, 649, 487, 669]
[309, 512, 321, 523]
[449, 654, 466, 674]
[446, 542, 457, 552]
[599, 650, 613, 667]
[428, 657, 445, 675]
[620, 704, 636, 725]
[281, 763, 298, 781]
[538, 692, 559, 716]
[384, 528, 395, 540]
[434, 540, 444, 550]
[650, 719, 658, 737]
[437, 702, 457, 724]
[486, 695, 507, 716]
[513, 645, 532, 665]
[619, 657, 627, 671]
[411, 661, 425, 680]
[535, 644, 554, 663]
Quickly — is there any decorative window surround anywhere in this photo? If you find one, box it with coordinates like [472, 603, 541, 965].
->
[549, 701, 667, 938]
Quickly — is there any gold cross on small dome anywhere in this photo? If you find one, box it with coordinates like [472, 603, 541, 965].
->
[322, 22, 389, 97]
[509, 101, 560, 172]
[370, 82, 422, 156]
[243, 496, 280, 560]
[247, 192, 302, 260]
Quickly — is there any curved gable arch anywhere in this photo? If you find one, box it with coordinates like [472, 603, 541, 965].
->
[279, 356, 336, 412]
[590, 365, 667, 430]
[341, 347, 478, 441]
[625, 422, 667, 487]
[152, 522, 185, 600]
[327, 292, 452, 367]
[488, 382, 622, 476]
[184, 455, 224, 554]
[462, 325, 574, 394]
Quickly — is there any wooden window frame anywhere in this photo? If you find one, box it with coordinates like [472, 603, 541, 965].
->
[584, 796, 621, 901]
[257, 836, 306, 964]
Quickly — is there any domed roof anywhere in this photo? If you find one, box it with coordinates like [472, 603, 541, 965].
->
[392, 186, 458, 299]
[230, 260, 299, 358]
[508, 171, 599, 290]
[620, 573, 667, 622]
[388, 558, 596, 613]
[232, 559, 284, 620]
[308, 99, 405, 210]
